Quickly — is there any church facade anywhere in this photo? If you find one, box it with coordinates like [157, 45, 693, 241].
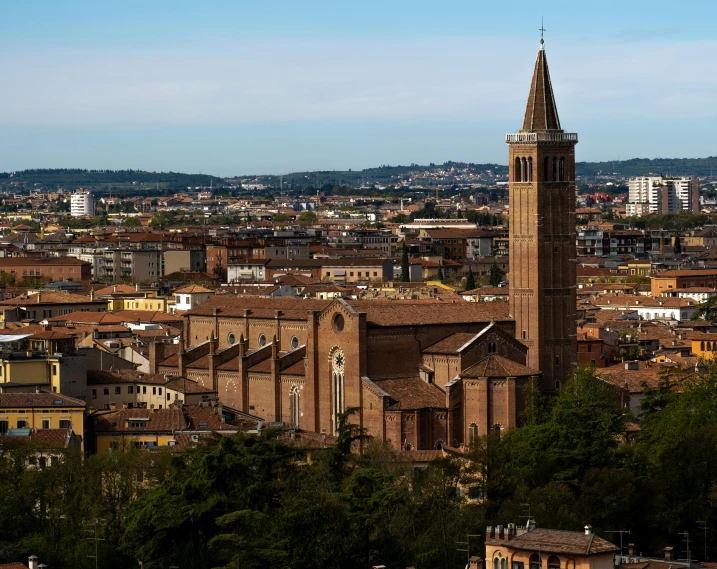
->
[149, 39, 576, 450]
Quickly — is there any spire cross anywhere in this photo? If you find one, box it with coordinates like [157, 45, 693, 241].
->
[539, 19, 546, 46]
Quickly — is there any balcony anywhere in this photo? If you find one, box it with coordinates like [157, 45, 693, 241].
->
[506, 132, 578, 144]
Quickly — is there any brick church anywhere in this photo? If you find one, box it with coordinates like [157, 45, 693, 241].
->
[150, 39, 577, 451]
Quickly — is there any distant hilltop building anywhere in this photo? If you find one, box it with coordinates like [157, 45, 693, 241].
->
[626, 176, 699, 217]
[70, 190, 95, 217]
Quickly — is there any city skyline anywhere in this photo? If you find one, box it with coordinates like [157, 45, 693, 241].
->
[1, 1, 716, 176]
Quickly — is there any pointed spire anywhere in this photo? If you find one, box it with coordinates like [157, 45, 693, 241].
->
[522, 41, 562, 132]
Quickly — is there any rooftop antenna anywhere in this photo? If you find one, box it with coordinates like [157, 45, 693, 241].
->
[697, 521, 708, 562]
[606, 530, 630, 556]
[679, 530, 691, 564]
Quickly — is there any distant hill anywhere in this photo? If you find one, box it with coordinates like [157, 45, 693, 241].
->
[576, 157, 717, 178]
[0, 169, 224, 190]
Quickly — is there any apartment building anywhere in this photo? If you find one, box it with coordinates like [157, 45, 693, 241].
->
[101, 249, 161, 283]
[626, 176, 699, 217]
[0, 257, 92, 282]
[70, 190, 95, 217]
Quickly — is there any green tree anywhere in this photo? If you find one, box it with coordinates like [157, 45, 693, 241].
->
[297, 210, 317, 227]
[464, 266, 476, 290]
[437, 265, 444, 282]
[273, 213, 290, 224]
[401, 242, 410, 282]
[122, 216, 141, 228]
[489, 263, 503, 286]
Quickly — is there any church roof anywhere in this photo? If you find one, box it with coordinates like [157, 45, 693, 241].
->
[461, 354, 539, 378]
[376, 377, 446, 410]
[522, 42, 562, 132]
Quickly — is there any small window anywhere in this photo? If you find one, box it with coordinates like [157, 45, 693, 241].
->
[334, 314, 344, 332]
[258, 334, 267, 347]
[291, 336, 299, 349]
[103, 388, 109, 396]
[548, 556, 560, 569]
[143, 386, 147, 394]
[41, 419, 50, 430]
[522, 330, 526, 339]
[115, 386, 121, 395]
[128, 386, 134, 394]
[17, 420, 27, 429]
[91, 389, 97, 399]
[228, 333, 235, 345]
[152, 387, 156, 395]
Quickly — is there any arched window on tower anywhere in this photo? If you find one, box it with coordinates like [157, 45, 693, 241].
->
[515, 157, 521, 182]
[552, 157, 558, 182]
[521, 158, 527, 182]
[544, 156, 550, 181]
[494, 559, 500, 569]
[559, 157, 565, 181]
[528, 157, 533, 182]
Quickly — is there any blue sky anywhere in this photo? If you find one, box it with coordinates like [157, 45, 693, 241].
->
[1, 1, 716, 176]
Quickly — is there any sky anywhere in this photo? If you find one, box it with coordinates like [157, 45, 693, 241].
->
[1, 0, 716, 176]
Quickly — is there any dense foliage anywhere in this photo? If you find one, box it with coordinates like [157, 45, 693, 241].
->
[3, 366, 717, 569]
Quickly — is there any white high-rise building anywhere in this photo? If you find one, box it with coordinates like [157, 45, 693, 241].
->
[70, 191, 95, 217]
[626, 176, 699, 217]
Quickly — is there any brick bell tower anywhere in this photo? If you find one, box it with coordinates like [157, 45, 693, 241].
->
[507, 36, 577, 390]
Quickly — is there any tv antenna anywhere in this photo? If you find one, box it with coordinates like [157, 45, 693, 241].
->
[679, 530, 691, 564]
[606, 530, 630, 556]
[85, 518, 106, 569]
[697, 521, 708, 562]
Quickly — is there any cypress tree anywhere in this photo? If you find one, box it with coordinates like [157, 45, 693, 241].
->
[465, 266, 476, 290]
[401, 242, 410, 282]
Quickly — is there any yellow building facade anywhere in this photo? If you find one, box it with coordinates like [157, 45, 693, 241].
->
[0, 392, 86, 450]
[485, 524, 618, 569]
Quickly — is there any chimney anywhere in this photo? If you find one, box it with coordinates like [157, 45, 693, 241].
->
[497, 524, 504, 540]
[664, 547, 674, 561]
[28, 556, 38, 569]
[469, 558, 484, 569]
[486, 526, 495, 541]
[628, 544, 636, 557]
[584, 525, 592, 535]
[136, 283, 140, 291]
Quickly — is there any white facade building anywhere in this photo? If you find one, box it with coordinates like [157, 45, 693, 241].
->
[71, 191, 95, 217]
[626, 176, 699, 217]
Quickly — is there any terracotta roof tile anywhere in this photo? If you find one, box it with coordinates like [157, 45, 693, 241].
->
[491, 528, 619, 556]
[376, 377, 446, 410]
[0, 392, 85, 408]
[423, 333, 480, 354]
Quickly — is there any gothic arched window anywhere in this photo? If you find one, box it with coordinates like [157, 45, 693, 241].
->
[552, 157, 558, 182]
[290, 386, 300, 428]
[559, 157, 565, 181]
[331, 348, 345, 434]
[530, 554, 542, 569]
[548, 556, 560, 569]
[469, 423, 478, 443]
[515, 157, 522, 182]
[528, 157, 533, 182]
[544, 156, 550, 181]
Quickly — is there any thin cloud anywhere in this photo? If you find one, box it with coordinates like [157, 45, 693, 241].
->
[0, 36, 715, 128]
